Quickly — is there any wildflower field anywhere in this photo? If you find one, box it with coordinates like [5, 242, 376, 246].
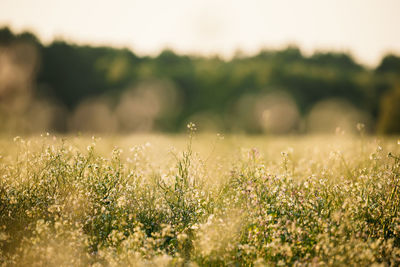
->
[0, 130, 400, 266]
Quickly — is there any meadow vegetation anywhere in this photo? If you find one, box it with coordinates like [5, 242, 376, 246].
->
[0, 128, 400, 266]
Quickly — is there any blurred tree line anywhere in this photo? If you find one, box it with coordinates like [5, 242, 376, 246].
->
[0, 26, 399, 134]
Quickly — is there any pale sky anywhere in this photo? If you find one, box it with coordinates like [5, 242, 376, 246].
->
[1, 0, 399, 66]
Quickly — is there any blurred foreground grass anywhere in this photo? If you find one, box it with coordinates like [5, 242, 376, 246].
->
[0, 132, 400, 266]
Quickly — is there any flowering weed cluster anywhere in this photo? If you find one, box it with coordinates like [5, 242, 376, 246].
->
[0, 133, 399, 266]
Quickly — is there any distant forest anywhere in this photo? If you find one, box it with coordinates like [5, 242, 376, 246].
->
[0, 26, 399, 134]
